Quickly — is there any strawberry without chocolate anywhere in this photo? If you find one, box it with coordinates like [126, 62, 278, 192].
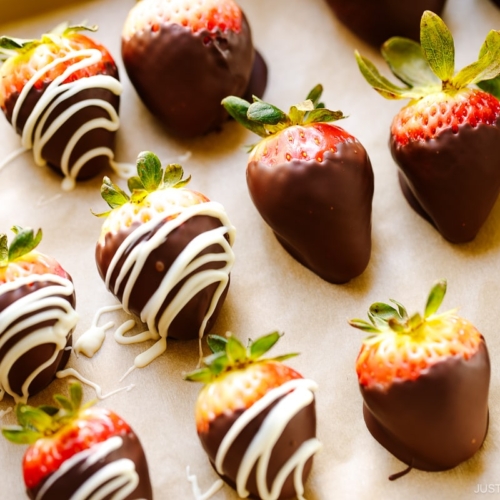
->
[223, 84, 374, 284]
[0, 227, 77, 403]
[95, 151, 235, 368]
[2, 382, 152, 499]
[121, 0, 267, 138]
[356, 11, 500, 243]
[185, 332, 321, 500]
[349, 280, 490, 473]
[0, 24, 122, 190]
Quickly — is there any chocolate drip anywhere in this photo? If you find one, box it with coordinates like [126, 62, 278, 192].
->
[200, 394, 316, 500]
[95, 215, 229, 340]
[121, 15, 266, 138]
[3, 62, 120, 181]
[28, 431, 153, 500]
[0, 277, 75, 400]
[324, 0, 447, 47]
[391, 119, 500, 243]
[361, 341, 490, 471]
[247, 142, 374, 284]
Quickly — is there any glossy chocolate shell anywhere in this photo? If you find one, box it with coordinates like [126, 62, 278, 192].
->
[391, 119, 500, 243]
[247, 142, 374, 284]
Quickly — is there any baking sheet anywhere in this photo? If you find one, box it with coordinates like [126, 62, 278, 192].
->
[1, 0, 500, 498]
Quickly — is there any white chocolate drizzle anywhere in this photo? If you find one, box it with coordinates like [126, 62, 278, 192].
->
[56, 368, 135, 400]
[0, 273, 78, 403]
[105, 201, 235, 369]
[215, 379, 321, 500]
[9, 45, 122, 191]
[34, 435, 139, 500]
[0, 406, 13, 418]
[186, 466, 224, 500]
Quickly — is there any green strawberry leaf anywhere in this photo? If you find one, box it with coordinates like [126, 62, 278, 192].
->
[348, 318, 380, 333]
[289, 105, 307, 125]
[101, 177, 130, 209]
[16, 405, 53, 431]
[53, 395, 74, 413]
[0, 235, 8, 268]
[207, 334, 228, 354]
[420, 11, 455, 83]
[453, 30, 500, 88]
[304, 108, 345, 124]
[130, 189, 148, 204]
[0, 36, 36, 50]
[478, 76, 500, 99]
[163, 163, 188, 188]
[222, 96, 267, 137]
[389, 299, 409, 320]
[247, 101, 289, 126]
[8, 227, 42, 262]
[137, 151, 162, 192]
[305, 84, 323, 108]
[226, 336, 247, 364]
[382, 37, 440, 88]
[355, 51, 411, 99]
[127, 176, 144, 193]
[408, 312, 423, 330]
[38, 405, 59, 416]
[387, 318, 406, 333]
[2, 427, 41, 444]
[424, 280, 447, 318]
[249, 331, 281, 360]
[183, 367, 213, 383]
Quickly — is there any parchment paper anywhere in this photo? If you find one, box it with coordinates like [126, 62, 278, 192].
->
[1, 1, 500, 498]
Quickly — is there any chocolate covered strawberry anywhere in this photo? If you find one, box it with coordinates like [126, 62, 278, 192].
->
[121, 0, 267, 138]
[0, 24, 122, 190]
[2, 382, 152, 499]
[356, 11, 500, 243]
[349, 280, 490, 473]
[223, 84, 374, 284]
[94, 151, 235, 368]
[0, 226, 78, 403]
[185, 332, 321, 500]
[325, 0, 447, 47]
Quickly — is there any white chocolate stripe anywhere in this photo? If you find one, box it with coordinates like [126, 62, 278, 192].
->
[0, 274, 78, 403]
[105, 201, 235, 368]
[35, 435, 139, 500]
[10, 47, 122, 191]
[215, 379, 321, 500]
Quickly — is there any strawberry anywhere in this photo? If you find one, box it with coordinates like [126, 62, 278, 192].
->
[185, 332, 321, 500]
[0, 23, 122, 190]
[121, 0, 267, 138]
[2, 382, 153, 499]
[94, 151, 235, 368]
[0, 227, 77, 403]
[349, 280, 490, 473]
[356, 11, 500, 243]
[222, 84, 374, 284]
[324, 0, 446, 47]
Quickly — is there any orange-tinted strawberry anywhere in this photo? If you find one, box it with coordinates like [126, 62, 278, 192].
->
[2, 383, 152, 499]
[185, 332, 321, 500]
[356, 11, 500, 243]
[223, 84, 374, 284]
[349, 280, 490, 473]
[121, 0, 267, 138]
[0, 24, 122, 189]
[94, 151, 235, 368]
[0, 227, 77, 402]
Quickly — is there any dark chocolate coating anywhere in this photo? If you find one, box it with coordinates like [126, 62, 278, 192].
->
[200, 393, 316, 500]
[95, 215, 229, 341]
[391, 119, 500, 243]
[0, 276, 75, 400]
[121, 15, 264, 138]
[324, 0, 447, 47]
[361, 341, 490, 471]
[3, 62, 120, 181]
[28, 431, 153, 500]
[247, 142, 374, 284]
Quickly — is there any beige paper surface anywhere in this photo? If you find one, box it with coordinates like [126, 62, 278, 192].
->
[1, 0, 500, 498]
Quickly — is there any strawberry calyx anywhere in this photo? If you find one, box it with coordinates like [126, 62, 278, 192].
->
[94, 151, 191, 217]
[0, 226, 43, 269]
[222, 84, 345, 142]
[1, 383, 91, 445]
[349, 280, 482, 389]
[355, 11, 500, 101]
[184, 331, 298, 384]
